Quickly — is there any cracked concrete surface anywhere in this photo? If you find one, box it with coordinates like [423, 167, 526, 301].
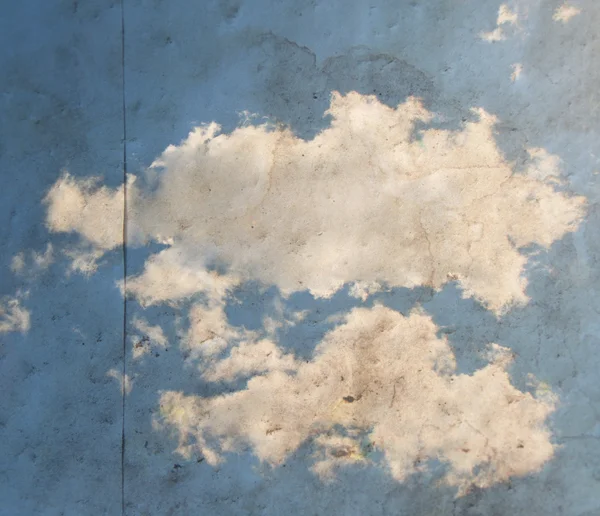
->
[1, 1, 600, 515]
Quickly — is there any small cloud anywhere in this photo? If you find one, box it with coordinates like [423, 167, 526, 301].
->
[524, 148, 563, 182]
[497, 4, 518, 25]
[511, 63, 523, 82]
[63, 247, 106, 276]
[553, 4, 581, 23]
[484, 343, 515, 367]
[480, 4, 518, 42]
[11, 254, 25, 274]
[107, 368, 133, 395]
[480, 27, 506, 42]
[122, 248, 238, 307]
[131, 317, 168, 359]
[201, 339, 297, 382]
[182, 300, 243, 364]
[45, 92, 585, 313]
[11, 244, 54, 276]
[0, 296, 30, 334]
[33, 244, 54, 270]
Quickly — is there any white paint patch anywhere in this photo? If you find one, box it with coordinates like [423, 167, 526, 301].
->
[62, 247, 107, 276]
[183, 301, 241, 360]
[201, 338, 297, 383]
[11, 244, 54, 276]
[349, 281, 383, 301]
[511, 63, 523, 82]
[131, 317, 169, 359]
[122, 248, 238, 307]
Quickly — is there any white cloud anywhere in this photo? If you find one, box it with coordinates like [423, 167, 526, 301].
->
[123, 248, 238, 307]
[553, 4, 581, 23]
[158, 306, 555, 494]
[44, 173, 124, 250]
[44, 92, 584, 312]
[131, 92, 583, 312]
[0, 296, 30, 334]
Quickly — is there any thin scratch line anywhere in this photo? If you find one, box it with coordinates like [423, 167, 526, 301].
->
[120, 0, 128, 514]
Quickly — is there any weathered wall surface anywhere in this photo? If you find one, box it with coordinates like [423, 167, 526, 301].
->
[0, 3, 124, 514]
[2, 1, 600, 514]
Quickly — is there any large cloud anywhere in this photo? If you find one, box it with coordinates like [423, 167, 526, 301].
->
[158, 305, 555, 493]
[140, 92, 584, 310]
[42, 91, 572, 492]
[46, 92, 583, 311]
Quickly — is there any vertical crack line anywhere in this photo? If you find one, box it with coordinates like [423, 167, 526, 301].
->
[120, 1, 127, 515]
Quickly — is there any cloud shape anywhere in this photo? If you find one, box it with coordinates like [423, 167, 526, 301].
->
[158, 305, 556, 494]
[480, 4, 519, 42]
[133, 92, 582, 311]
[123, 247, 238, 307]
[45, 173, 124, 251]
[40, 91, 575, 493]
[0, 296, 30, 334]
[553, 4, 581, 23]
[45, 92, 583, 311]
[11, 244, 54, 277]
